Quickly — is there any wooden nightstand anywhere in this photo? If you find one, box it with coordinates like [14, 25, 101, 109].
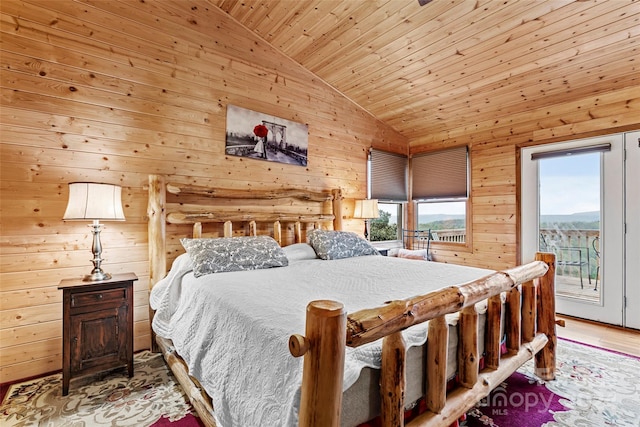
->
[58, 273, 137, 395]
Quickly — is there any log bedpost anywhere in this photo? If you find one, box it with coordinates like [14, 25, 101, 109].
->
[292, 300, 346, 427]
[148, 175, 166, 353]
[534, 252, 556, 380]
[249, 220, 257, 237]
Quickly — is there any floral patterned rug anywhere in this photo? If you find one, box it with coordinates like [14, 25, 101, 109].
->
[1, 339, 638, 427]
[0, 351, 199, 426]
[463, 338, 640, 427]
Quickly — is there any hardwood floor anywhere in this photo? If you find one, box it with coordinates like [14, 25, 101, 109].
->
[557, 314, 640, 357]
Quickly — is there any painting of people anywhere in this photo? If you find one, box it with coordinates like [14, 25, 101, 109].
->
[225, 105, 309, 166]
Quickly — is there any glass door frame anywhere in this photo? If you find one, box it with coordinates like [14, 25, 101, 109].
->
[521, 134, 624, 325]
[624, 130, 640, 329]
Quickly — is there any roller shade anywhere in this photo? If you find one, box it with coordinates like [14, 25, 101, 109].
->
[412, 146, 468, 200]
[370, 149, 408, 202]
[530, 143, 611, 160]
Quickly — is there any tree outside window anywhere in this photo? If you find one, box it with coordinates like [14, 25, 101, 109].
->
[370, 203, 401, 242]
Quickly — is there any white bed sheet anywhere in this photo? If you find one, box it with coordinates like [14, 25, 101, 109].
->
[150, 253, 494, 427]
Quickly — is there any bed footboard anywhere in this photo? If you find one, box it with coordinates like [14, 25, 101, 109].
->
[290, 252, 556, 427]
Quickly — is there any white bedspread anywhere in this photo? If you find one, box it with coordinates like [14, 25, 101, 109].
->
[150, 254, 493, 427]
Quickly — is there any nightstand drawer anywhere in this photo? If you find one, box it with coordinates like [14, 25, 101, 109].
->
[71, 288, 126, 308]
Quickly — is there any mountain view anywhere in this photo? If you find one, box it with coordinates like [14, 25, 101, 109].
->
[384, 211, 600, 230]
[540, 211, 600, 230]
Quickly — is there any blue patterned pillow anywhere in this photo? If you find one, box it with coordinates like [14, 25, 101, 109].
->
[181, 236, 288, 277]
[307, 229, 380, 260]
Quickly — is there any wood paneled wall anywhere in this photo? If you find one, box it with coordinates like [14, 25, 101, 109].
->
[0, 0, 407, 384]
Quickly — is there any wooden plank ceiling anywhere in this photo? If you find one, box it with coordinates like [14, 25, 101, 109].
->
[211, 0, 639, 145]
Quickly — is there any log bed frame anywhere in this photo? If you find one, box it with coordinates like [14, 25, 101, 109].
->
[147, 174, 557, 427]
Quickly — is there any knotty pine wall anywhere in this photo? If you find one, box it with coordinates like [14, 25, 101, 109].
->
[0, 0, 407, 384]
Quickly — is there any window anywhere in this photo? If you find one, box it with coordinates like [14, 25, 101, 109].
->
[417, 201, 467, 243]
[369, 149, 408, 242]
[412, 146, 468, 244]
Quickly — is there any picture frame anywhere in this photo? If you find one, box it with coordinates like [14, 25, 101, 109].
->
[225, 105, 309, 167]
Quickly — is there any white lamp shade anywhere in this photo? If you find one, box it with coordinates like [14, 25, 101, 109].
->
[354, 199, 379, 219]
[63, 182, 125, 221]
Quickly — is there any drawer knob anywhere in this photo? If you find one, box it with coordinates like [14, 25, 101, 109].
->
[97, 294, 103, 299]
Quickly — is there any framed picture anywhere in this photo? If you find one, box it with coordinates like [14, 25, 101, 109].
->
[225, 104, 309, 166]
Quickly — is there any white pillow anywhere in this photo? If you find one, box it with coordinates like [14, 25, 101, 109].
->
[397, 248, 430, 261]
[282, 243, 318, 262]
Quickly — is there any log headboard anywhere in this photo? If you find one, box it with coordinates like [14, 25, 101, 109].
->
[147, 174, 343, 288]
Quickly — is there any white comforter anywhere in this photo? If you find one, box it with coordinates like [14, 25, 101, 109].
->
[150, 253, 493, 427]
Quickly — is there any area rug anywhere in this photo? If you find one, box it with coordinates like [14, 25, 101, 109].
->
[0, 351, 201, 426]
[462, 338, 640, 427]
[1, 339, 638, 426]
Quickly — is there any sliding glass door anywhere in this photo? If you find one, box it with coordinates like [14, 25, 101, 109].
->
[521, 135, 624, 325]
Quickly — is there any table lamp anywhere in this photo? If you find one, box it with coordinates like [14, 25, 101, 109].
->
[63, 182, 125, 281]
[353, 199, 379, 240]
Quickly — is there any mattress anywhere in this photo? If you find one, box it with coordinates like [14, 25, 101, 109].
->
[150, 247, 495, 427]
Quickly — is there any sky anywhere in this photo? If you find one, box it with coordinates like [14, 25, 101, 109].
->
[539, 153, 600, 215]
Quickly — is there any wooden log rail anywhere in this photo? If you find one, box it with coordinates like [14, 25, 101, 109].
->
[167, 211, 336, 225]
[290, 252, 556, 427]
[166, 183, 334, 202]
[162, 181, 343, 232]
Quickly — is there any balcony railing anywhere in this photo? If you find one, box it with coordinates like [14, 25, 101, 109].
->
[540, 228, 600, 292]
[401, 227, 600, 301]
[418, 228, 466, 243]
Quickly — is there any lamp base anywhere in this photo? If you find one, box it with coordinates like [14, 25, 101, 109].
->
[83, 220, 111, 282]
[83, 271, 112, 282]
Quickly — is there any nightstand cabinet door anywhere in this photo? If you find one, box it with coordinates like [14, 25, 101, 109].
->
[69, 304, 129, 374]
[59, 273, 137, 396]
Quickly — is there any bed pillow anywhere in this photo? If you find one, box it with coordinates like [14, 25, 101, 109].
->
[282, 243, 318, 262]
[397, 248, 431, 261]
[307, 229, 380, 260]
[180, 235, 288, 277]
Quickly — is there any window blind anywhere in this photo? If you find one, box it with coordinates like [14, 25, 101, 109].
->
[412, 146, 468, 200]
[370, 149, 408, 202]
[530, 143, 611, 160]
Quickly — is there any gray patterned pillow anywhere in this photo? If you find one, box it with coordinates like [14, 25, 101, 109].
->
[181, 236, 288, 277]
[307, 229, 380, 260]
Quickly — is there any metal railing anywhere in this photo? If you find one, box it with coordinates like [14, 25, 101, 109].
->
[417, 228, 466, 243]
[539, 229, 600, 289]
